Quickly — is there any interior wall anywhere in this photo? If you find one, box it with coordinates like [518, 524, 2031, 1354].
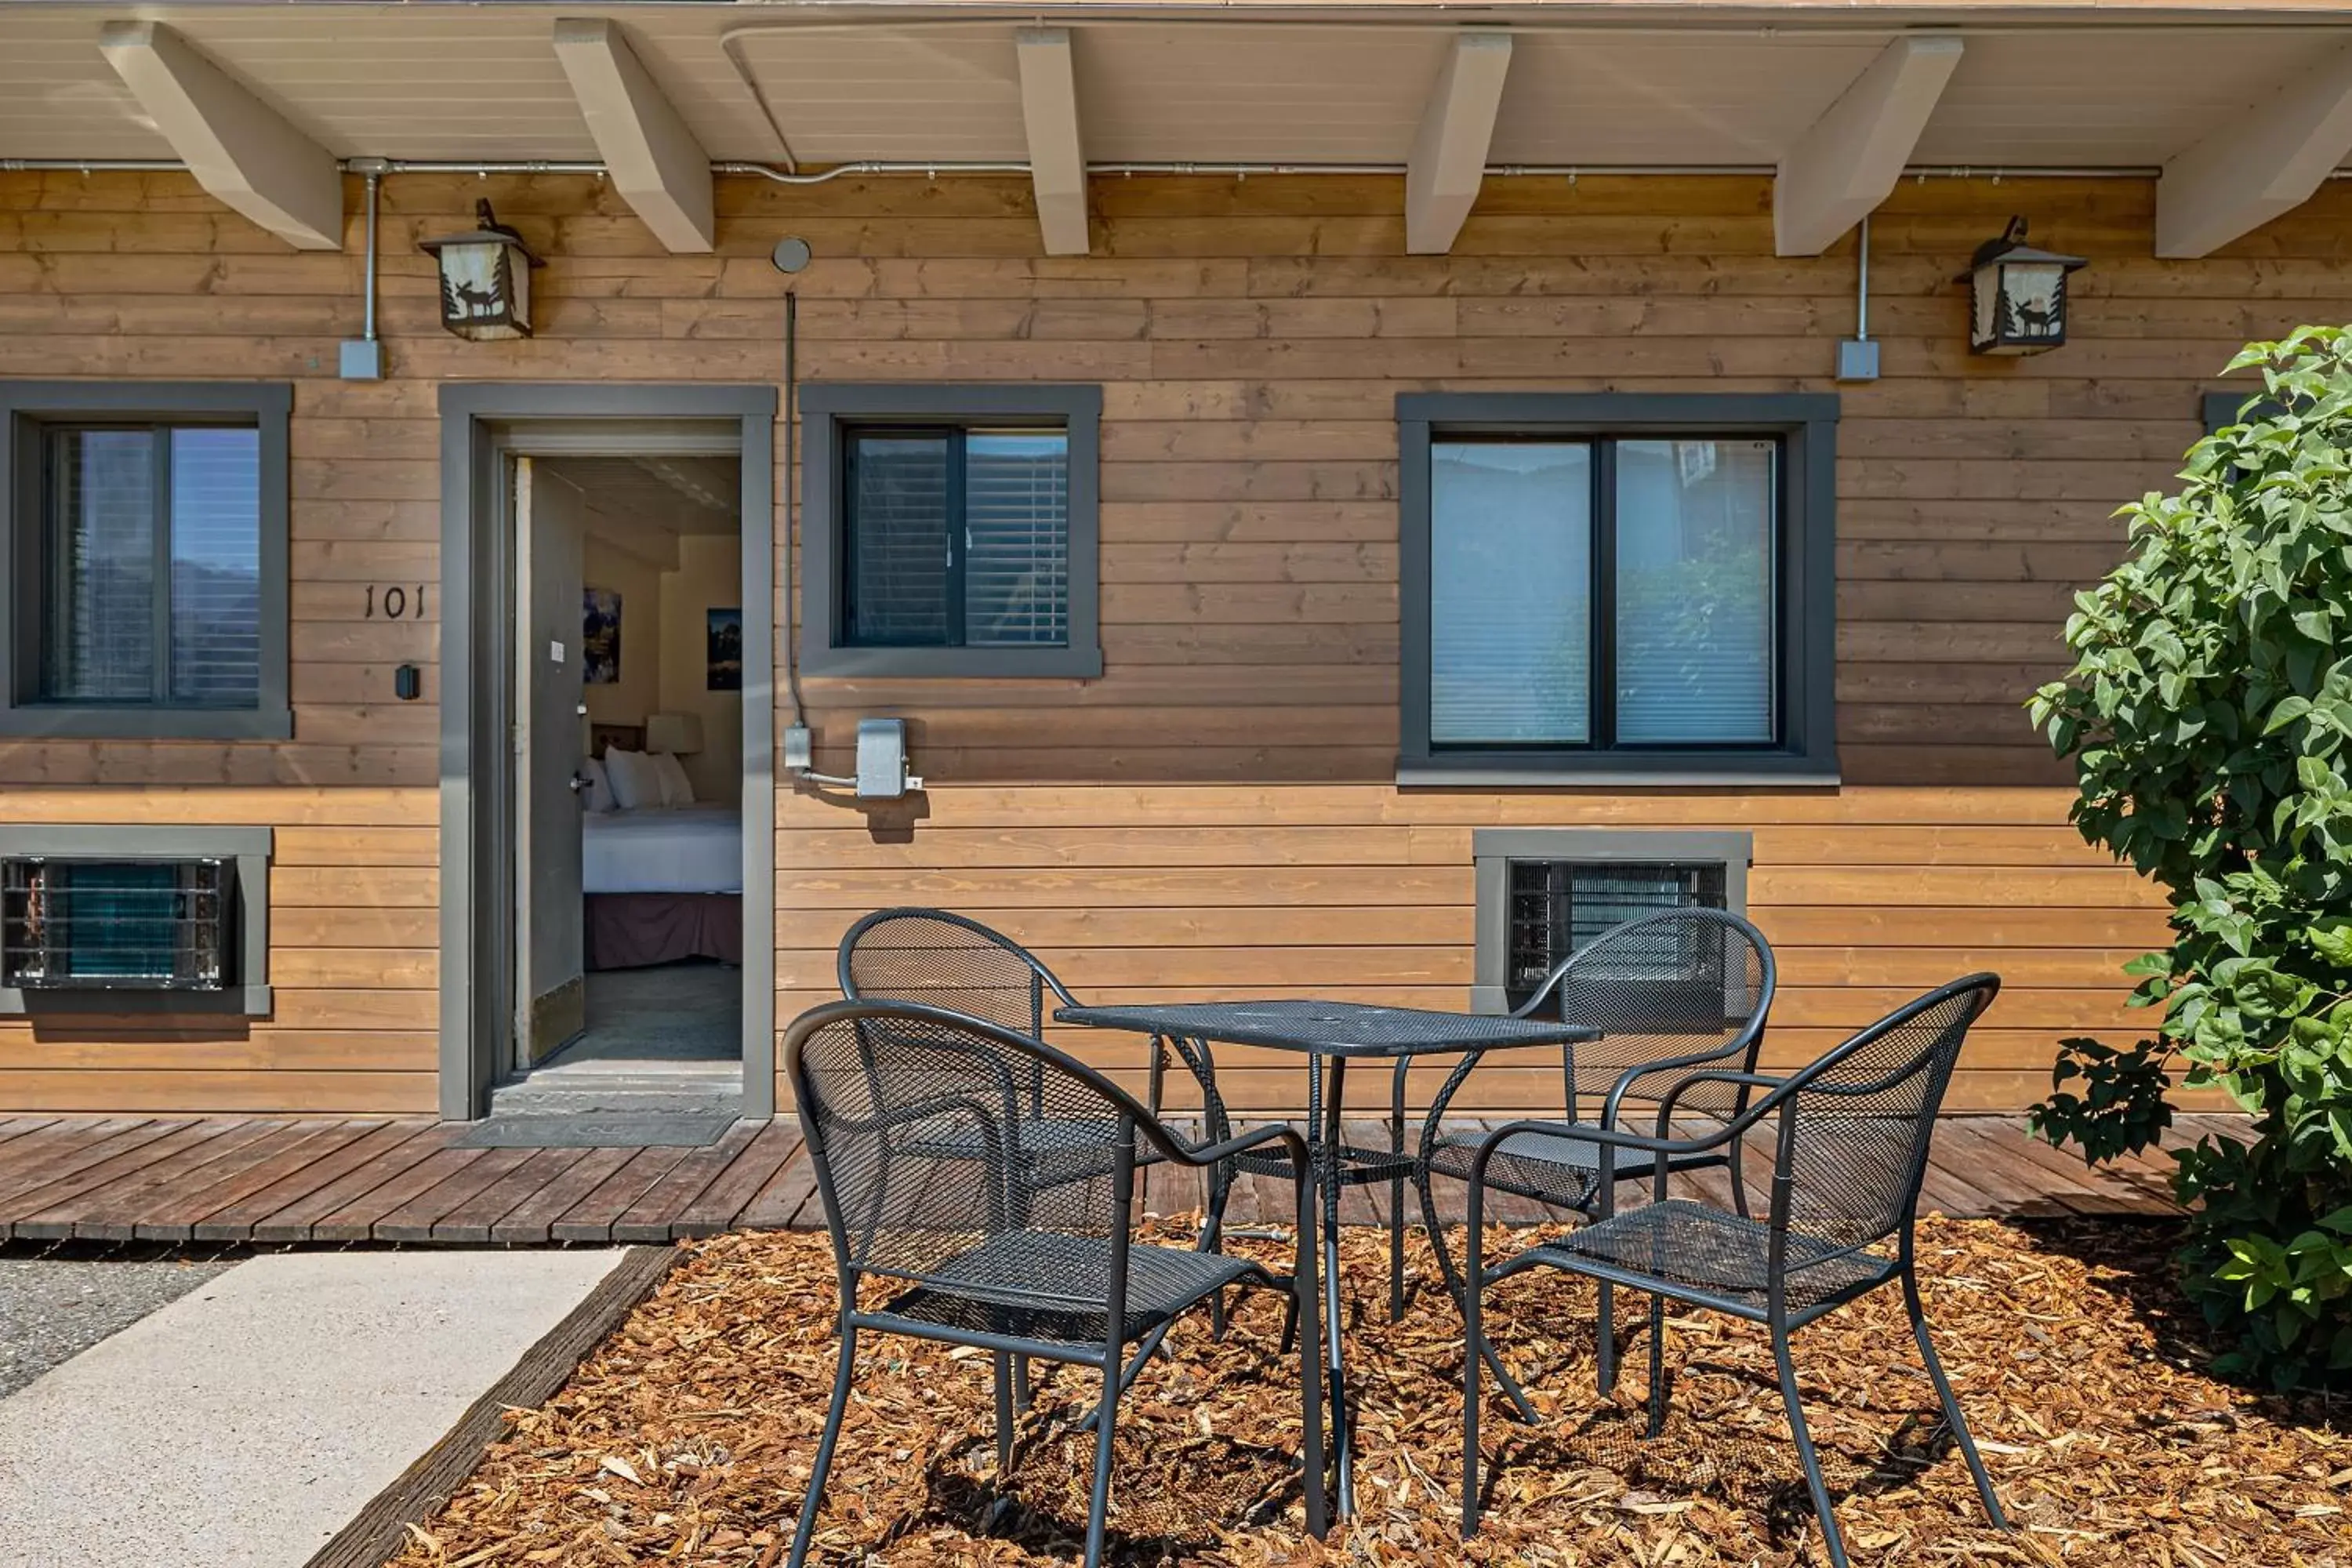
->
[581, 536, 666, 735]
[659, 532, 745, 807]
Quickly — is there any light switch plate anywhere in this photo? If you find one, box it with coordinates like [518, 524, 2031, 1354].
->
[550, 641, 566, 664]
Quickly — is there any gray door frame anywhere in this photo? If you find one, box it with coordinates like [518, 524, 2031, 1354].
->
[438, 383, 779, 1122]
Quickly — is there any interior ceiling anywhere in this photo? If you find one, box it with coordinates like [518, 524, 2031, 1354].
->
[546, 456, 741, 538]
[0, 5, 2344, 169]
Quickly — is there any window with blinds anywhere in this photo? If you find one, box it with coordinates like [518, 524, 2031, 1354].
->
[1429, 435, 1778, 753]
[36, 423, 263, 710]
[1504, 858, 1729, 1011]
[841, 426, 1069, 649]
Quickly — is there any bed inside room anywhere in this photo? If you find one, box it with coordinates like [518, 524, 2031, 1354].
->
[546, 454, 745, 1073]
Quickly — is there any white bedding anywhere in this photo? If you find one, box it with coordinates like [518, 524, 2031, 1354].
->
[582, 804, 742, 895]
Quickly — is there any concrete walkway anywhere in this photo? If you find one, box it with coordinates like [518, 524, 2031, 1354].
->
[0, 1248, 628, 1568]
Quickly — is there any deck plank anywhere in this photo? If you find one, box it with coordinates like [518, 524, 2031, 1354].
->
[551, 1147, 691, 1243]
[2, 1121, 242, 1238]
[614, 1123, 764, 1243]
[430, 1147, 591, 1243]
[139, 1120, 375, 1241]
[0, 1119, 167, 1210]
[197, 1120, 435, 1241]
[249, 1122, 460, 1243]
[736, 1141, 819, 1230]
[492, 1147, 637, 1245]
[376, 1146, 540, 1243]
[64, 1120, 296, 1241]
[672, 1123, 800, 1236]
[0, 1113, 2257, 1246]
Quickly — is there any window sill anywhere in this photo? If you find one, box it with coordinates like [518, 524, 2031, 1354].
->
[0, 706, 295, 742]
[800, 646, 1104, 680]
[1398, 759, 1841, 789]
[0, 985, 272, 1018]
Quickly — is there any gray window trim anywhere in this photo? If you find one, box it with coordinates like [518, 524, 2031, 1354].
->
[1469, 827, 1751, 1014]
[0, 381, 293, 741]
[0, 824, 272, 1016]
[2204, 388, 2280, 432]
[797, 382, 1102, 678]
[1397, 392, 1838, 786]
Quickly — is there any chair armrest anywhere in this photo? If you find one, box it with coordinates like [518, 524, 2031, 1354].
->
[1649, 1069, 1791, 1138]
[1165, 1120, 1309, 1172]
[1597, 1040, 1773, 1131]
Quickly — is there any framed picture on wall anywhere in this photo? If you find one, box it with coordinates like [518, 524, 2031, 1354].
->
[707, 608, 742, 691]
[583, 588, 622, 684]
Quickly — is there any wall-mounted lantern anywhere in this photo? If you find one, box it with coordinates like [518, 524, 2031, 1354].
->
[419, 199, 542, 340]
[1957, 216, 2085, 356]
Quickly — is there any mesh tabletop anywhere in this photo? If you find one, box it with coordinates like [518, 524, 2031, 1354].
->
[1055, 999, 1597, 1058]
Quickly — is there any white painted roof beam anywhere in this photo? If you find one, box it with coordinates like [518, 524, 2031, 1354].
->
[552, 18, 714, 254]
[1015, 27, 1089, 256]
[1406, 32, 1514, 256]
[96, 20, 342, 251]
[1773, 34, 1963, 258]
[2157, 45, 2352, 259]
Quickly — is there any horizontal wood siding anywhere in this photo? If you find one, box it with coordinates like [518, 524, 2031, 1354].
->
[3, 168, 2341, 1113]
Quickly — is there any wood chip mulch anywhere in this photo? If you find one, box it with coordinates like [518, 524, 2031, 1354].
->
[389, 1216, 2352, 1566]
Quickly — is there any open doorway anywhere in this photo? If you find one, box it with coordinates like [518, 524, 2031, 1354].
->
[435, 387, 776, 1133]
[496, 449, 747, 1126]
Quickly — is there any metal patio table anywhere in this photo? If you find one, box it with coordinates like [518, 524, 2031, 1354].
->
[1054, 997, 1600, 1516]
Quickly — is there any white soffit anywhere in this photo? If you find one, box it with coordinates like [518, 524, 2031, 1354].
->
[1490, 34, 1890, 165]
[1912, 29, 2334, 165]
[728, 25, 1029, 162]
[1072, 25, 1444, 162]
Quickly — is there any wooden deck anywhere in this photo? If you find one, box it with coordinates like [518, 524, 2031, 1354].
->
[0, 1113, 2232, 1248]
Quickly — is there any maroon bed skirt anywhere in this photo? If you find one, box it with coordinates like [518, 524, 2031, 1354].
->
[585, 893, 742, 970]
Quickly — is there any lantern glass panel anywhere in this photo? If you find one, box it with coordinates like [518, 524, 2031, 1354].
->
[437, 239, 529, 339]
[1999, 260, 2066, 346]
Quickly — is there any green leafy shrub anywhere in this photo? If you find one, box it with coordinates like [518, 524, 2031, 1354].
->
[2027, 326, 2352, 1387]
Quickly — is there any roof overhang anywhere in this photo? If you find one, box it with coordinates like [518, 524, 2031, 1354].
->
[5, 3, 2350, 257]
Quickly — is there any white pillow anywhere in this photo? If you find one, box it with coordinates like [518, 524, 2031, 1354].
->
[603, 748, 661, 811]
[653, 751, 695, 808]
[580, 755, 615, 814]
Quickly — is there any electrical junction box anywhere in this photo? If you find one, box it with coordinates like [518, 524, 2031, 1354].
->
[855, 720, 917, 799]
[1836, 339, 1881, 382]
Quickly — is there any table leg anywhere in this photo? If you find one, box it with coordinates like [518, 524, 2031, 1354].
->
[1319, 1052, 1354, 1519]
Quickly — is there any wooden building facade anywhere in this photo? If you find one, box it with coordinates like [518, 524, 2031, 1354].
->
[1, 3, 2343, 1120]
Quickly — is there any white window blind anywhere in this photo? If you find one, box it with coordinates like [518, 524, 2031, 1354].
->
[1429, 441, 1592, 744]
[1613, 440, 1776, 744]
[40, 423, 261, 710]
[963, 432, 1068, 648]
[167, 428, 263, 706]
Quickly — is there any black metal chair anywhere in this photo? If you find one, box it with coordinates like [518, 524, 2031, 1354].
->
[839, 908, 1258, 1319]
[1416, 907, 1775, 1411]
[1458, 974, 2009, 1568]
[783, 999, 1327, 1568]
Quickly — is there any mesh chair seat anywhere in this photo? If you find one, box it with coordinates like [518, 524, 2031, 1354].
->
[1424, 1127, 1727, 1210]
[876, 1230, 1264, 1350]
[1524, 1198, 1894, 1315]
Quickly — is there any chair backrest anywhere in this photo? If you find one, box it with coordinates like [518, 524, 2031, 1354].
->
[1769, 973, 2001, 1252]
[785, 999, 1165, 1299]
[1516, 906, 1776, 1118]
[837, 908, 1077, 1037]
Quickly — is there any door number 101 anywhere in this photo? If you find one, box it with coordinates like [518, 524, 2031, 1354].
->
[365, 585, 427, 620]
